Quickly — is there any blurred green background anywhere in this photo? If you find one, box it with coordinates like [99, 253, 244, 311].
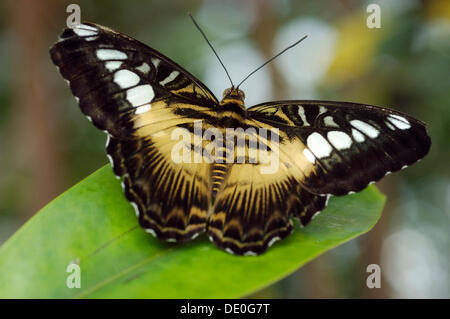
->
[0, 0, 448, 298]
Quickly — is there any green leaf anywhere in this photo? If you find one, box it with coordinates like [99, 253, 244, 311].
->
[0, 165, 385, 298]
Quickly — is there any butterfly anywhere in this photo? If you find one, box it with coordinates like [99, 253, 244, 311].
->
[50, 22, 431, 256]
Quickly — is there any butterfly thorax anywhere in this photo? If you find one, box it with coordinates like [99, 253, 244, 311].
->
[211, 88, 247, 197]
[217, 87, 247, 124]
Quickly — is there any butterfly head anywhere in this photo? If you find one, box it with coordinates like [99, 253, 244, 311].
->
[222, 87, 245, 103]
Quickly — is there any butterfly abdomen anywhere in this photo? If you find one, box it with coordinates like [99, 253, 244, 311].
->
[211, 162, 229, 197]
[210, 96, 247, 197]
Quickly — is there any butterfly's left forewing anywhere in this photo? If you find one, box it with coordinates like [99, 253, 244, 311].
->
[50, 23, 218, 135]
[50, 23, 219, 242]
[248, 101, 431, 196]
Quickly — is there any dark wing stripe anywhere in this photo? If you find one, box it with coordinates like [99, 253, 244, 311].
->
[289, 186, 328, 226]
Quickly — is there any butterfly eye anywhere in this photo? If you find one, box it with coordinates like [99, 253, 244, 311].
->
[222, 88, 231, 98]
[238, 89, 245, 100]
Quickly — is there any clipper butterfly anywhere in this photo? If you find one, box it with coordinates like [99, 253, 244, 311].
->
[50, 22, 431, 255]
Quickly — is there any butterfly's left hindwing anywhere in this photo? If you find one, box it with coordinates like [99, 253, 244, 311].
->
[248, 101, 431, 196]
[51, 23, 219, 242]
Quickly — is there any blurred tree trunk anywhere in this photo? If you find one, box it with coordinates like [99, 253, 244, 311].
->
[251, 0, 286, 100]
[7, 0, 66, 219]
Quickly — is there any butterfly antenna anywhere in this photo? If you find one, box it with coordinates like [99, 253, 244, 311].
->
[189, 13, 234, 87]
[236, 35, 308, 89]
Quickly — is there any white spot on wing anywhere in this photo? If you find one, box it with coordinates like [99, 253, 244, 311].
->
[388, 114, 411, 130]
[106, 154, 114, 168]
[297, 106, 309, 126]
[105, 61, 122, 72]
[73, 28, 97, 37]
[352, 128, 365, 142]
[324, 116, 339, 127]
[390, 114, 409, 123]
[113, 69, 140, 89]
[136, 62, 150, 74]
[303, 148, 316, 163]
[327, 131, 353, 151]
[307, 132, 332, 158]
[385, 120, 396, 130]
[311, 211, 321, 220]
[325, 194, 331, 206]
[146, 228, 157, 237]
[268, 236, 281, 248]
[126, 85, 155, 106]
[105, 134, 111, 147]
[77, 24, 98, 32]
[151, 58, 160, 68]
[350, 120, 379, 138]
[159, 70, 179, 86]
[135, 104, 151, 114]
[225, 248, 235, 255]
[244, 251, 257, 256]
[191, 233, 200, 240]
[318, 106, 327, 116]
[96, 49, 127, 61]
[130, 202, 139, 217]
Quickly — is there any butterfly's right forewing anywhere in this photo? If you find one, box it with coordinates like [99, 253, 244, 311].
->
[248, 101, 431, 196]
